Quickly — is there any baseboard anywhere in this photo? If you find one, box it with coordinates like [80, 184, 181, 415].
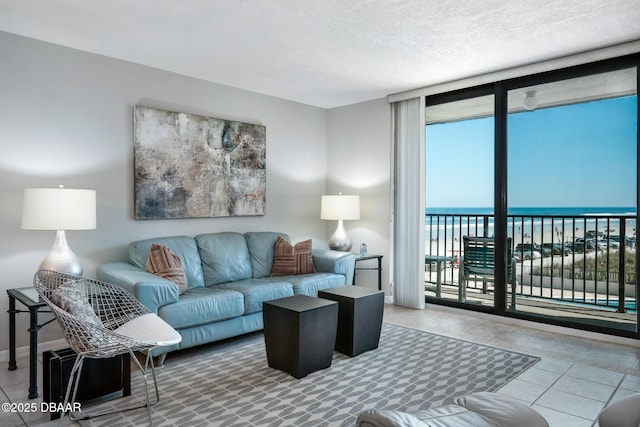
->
[0, 339, 68, 364]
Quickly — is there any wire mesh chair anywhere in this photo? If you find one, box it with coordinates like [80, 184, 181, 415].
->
[34, 269, 181, 427]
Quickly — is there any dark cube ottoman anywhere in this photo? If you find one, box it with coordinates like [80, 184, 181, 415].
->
[263, 295, 338, 379]
[318, 285, 384, 357]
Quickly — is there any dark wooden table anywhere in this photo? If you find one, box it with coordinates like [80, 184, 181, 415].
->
[263, 295, 338, 378]
[318, 285, 384, 357]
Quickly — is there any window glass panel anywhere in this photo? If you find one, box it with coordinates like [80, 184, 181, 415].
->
[506, 67, 637, 331]
[426, 95, 495, 210]
[425, 94, 494, 305]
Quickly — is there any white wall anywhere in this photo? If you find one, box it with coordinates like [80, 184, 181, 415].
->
[0, 31, 334, 353]
[327, 99, 392, 293]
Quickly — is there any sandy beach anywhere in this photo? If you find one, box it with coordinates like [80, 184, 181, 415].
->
[425, 215, 636, 256]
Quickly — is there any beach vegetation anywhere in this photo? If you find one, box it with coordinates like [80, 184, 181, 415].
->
[543, 249, 636, 284]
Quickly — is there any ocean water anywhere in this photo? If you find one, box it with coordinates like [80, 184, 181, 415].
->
[425, 207, 637, 216]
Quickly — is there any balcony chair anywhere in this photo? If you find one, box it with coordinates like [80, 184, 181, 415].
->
[458, 236, 518, 310]
[33, 269, 181, 427]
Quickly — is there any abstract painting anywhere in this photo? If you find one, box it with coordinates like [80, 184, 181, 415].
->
[134, 106, 266, 219]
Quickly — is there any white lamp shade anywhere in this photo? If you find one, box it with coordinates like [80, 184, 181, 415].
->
[21, 188, 96, 230]
[321, 195, 360, 220]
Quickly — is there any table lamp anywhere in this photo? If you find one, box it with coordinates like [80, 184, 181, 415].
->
[321, 193, 360, 251]
[21, 186, 96, 275]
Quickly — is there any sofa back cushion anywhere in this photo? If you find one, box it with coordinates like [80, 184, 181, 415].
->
[244, 232, 290, 278]
[196, 232, 253, 286]
[129, 236, 205, 289]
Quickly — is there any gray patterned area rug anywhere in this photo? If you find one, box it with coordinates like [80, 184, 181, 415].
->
[81, 323, 539, 427]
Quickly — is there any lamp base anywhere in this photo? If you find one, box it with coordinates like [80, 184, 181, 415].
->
[328, 220, 353, 252]
[38, 230, 83, 276]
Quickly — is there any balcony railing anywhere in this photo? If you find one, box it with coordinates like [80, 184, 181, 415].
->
[425, 212, 637, 313]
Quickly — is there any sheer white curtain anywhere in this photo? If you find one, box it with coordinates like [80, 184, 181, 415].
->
[391, 96, 425, 309]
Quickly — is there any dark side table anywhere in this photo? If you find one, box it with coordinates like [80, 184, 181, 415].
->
[7, 287, 54, 399]
[353, 254, 383, 290]
[318, 285, 384, 357]
[263, 295, 338, 379]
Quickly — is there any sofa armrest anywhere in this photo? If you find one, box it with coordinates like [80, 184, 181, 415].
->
[598, 393, 640, 427]
[453, 392, 549, 427]
[97, 262, 180, 313]
[356, 409, 427, 427]
[312, 249, 355, 285]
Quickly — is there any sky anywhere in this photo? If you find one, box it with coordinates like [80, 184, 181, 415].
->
[425, 95, 637, 210]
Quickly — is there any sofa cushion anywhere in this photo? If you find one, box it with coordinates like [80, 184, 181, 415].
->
[245, 231, 289, 278]
[145, 243, 188, 295]
[196, 232, 253, 286]
[271, 237, 317, 276]
[158, 287, 244, 330]
[216, 279, 294, 314]
[284, 272, 346, 296]
[129, 236, 205, 289]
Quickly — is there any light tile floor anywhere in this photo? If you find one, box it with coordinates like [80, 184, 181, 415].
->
[384, 303, 640, 427]
[2, 303, 640, 426]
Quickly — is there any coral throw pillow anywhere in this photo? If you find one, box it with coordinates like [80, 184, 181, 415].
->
[271, 237, 317, 276]
[146, 243, 189, 295]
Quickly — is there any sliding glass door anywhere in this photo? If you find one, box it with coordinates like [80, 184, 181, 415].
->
[424, 55, 639, 338]
[506, 66, 638, 332]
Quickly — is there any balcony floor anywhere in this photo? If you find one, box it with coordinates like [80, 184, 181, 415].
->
[426, 269, 636, 333]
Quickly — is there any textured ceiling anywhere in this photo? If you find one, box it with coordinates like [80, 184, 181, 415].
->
[1, 0, 639, 108]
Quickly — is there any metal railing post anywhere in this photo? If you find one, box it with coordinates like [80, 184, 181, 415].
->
[618, 221, 627, 313]
[483, 216, 489, 238]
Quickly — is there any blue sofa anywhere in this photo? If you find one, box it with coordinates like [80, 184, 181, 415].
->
[97, 231, 355, 355]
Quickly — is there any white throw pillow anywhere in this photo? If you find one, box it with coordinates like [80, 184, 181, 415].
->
[52, 282, 103, 327]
